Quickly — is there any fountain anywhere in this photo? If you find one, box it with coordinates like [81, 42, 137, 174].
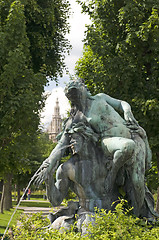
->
[33, 79, 159, 234]
[3, 79, 158, 238]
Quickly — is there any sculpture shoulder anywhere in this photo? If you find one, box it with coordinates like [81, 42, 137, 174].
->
[92, 93, 113, 105]
[89, 93, 110, 111]
[90, 93, 107, 105]
[94, 93, 107, 100]
[94, 93, 114, 102]
[57, 161, 75, 181]
[93, 92, 121, 111]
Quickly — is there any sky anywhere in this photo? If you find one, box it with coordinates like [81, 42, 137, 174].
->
[40, 0, 91, 129]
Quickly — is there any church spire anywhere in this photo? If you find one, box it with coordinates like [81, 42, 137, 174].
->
[47, 98, 62, 142]
[54, 98, 60, 116]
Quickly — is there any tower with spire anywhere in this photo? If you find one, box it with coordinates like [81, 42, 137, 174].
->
[47, 98, 62, 142]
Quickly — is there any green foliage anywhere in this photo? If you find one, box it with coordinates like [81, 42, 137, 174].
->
[75, 0, 159, 189]
[0, 0, 44, 175]
[13, 132, 56, 189]
[12, 212, 81, 240]
[24, 0, 71, 78]
[25, 132, 56, 172]
[12, 200, 159, 239]
[0, 0, 70, 177]
[88, 200, 159, 240]
[0, 0, 71, 78]
[76, 0, 159, 101]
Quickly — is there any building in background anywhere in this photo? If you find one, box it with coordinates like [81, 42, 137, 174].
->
[47, 98, 62, 142]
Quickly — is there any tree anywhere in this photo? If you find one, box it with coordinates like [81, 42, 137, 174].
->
[0, 0, 70, 211]
[75, 0, 159, 199]
[24, 0, 71, 78]
[13, 132, 56, 203]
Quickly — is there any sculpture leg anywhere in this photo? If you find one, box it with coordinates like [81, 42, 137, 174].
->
[50, 215, 75, 233]
[76, 212, 95, 236]
[125, 135, 146, 216]
[101, 137, 135, 191]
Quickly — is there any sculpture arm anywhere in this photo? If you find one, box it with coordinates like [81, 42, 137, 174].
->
[47, 131, 70, 172]
[33, 118, 72, 185]
[102, 93, 138, 125]
[119, 101, 152, 169]
[33, 130, 70, 185]
[45, 164, 70, 206]
[120, 101, 139, 126]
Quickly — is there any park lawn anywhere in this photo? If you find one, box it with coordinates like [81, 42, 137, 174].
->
[12, 199, 67, 208]
[0, 200, 52, 235]
[0, 208, 23, 234]
[12, 200, 52, 208]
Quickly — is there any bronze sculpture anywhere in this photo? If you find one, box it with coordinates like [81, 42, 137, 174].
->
[34, 79, 158, 234]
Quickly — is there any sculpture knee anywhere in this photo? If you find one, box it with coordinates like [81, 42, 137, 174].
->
[101, 140, 110, 156]
[113, 140, 135, 167]
[121, 140, 135, 159]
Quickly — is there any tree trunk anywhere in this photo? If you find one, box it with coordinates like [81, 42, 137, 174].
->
[1, 173, 13, 211]
[156, 152, 159, 213]
[0, 183, 5, 213]
[17, 185, 21, 204]
[0, 180, 3, 202]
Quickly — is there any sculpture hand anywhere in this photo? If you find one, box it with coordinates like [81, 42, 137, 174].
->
[33, 158, 50, 186]
[124, 110, 139, 127]
[131, 126, 147, 139]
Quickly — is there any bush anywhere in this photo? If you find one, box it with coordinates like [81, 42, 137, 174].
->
[88, 200, 159, 240]
[11, 200, 159, 239]
[12, 212, 81, 240]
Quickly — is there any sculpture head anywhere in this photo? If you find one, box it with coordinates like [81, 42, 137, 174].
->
[64, 79, 91, 104]
[67, 121, 98, 155]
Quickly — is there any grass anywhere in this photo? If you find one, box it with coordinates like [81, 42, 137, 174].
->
[30, 197, 47, 201]
[0, 208, 23, 234]
[12, 200, 52, 208]
[0, 197, 52, 235]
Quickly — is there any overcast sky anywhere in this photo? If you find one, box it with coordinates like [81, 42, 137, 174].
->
[40, 0, 91, 129]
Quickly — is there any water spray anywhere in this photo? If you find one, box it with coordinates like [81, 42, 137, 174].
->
[2, 169, 37, 240]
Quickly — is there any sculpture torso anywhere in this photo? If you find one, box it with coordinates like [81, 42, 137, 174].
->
[86, 94, 131, 139]
[61, 137, 117, 212]
[63, 157, 108, 211]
